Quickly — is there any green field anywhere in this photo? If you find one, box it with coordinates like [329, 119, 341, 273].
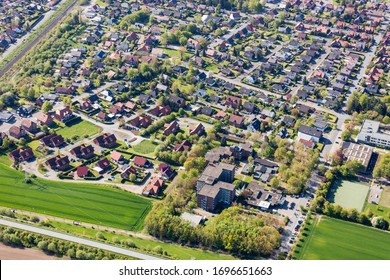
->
[132, 140, 158, 155]
[327, 180, 369, 212]
[57, 120, 101, 139]
[380, 187, 390, 208]
[364, 203, 390, 222]
[295, 216, 390, 260]
[0, 164, 151, 230]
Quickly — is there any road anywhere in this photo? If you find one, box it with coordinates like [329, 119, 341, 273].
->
[0, 0, 79, 79]
[0, 218, 164, 260]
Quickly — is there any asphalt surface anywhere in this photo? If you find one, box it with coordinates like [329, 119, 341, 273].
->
[0, 0, 78, 79]
[0, 218, 164, 260]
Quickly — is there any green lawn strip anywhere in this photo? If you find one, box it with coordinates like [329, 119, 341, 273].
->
[293, 214, 319, 260]
[56, 120, 101, 139]
[297, 216, 390, 260]
[48, 220, 236, 260]
[0, 164, 151, 230]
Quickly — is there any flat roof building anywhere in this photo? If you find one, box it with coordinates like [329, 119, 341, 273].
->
[357, 120, 390, 148]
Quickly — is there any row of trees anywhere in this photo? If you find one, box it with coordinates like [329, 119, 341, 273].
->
[346, 92, 390, 123]
[0, 226, 129, 260]
[373, 153, 390, 179]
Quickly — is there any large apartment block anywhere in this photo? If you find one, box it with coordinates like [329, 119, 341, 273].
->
[196, 163, 236, 212]
[357, 120, 390, 148]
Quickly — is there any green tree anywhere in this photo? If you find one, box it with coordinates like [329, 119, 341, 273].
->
[42, 101, 53, 113]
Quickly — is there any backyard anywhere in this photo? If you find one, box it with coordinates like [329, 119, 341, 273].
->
[327, 180, 369, 212]
[294, 216, 390, 260]
[0, 164, 151, 231]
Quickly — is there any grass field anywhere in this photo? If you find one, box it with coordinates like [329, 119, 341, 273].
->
[57, 120, 101, 139]
[294, 216, 390, 260]
[132, 140, 158, 155]
[327, 180, 369, 212]
[364, 203, 390, 222]
[379, 186, 390, 208]
[0, 164, 151, 230]
[48, 221, 236, 260]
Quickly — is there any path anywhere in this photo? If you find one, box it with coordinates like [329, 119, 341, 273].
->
[0, 218, 164, 260]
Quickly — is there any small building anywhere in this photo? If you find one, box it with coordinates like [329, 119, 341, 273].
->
[77, 166, 89, 178]
[298, 125, 322, 143]
[133, 156, 151, 168]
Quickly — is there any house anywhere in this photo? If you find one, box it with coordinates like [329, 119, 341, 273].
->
[77, 166, 89, 178]
[20, 119, 37, 133]
[187, 38, 201, 50]
[148, 105, 171, 117]
[175, 140, 192, 152]
[129, 115, 152, 128]
[298, 125, 322, 142]
[244, 181, 285, 211]
[158, 163, 175, 180]
[253, 158, 279, 183]
[229, 114, 244, 128]
[0, 111, 15, 123]
[121, 166, 137, 180]
[110, 150, 124, 164]
[41, 134, 64, 147]
[9, 126, 26, 139]
[97, 111, 108, 122]
[143, 177, 164, 196]
[168, 95, 186, 109]
[45, 155, 70, 171]
[96, 158, 111, 173]
[230, 143, 253, 161]
[299, 138, 316, 149]
[133, 156, 151, 168]
[70, 144, 95, 159]
[189, 123, 205, 136]
[313, 120, 328, 132]
[94, 133, 117, 148]
[9, 147, 34, 163]
[163, 120, 180, 136]
[54, 107, 73, 123]
[261, 109, 276, 119]
[201, 106, 216, 116]
[225, 95, 242, 109]
[214, 110, 227, 120]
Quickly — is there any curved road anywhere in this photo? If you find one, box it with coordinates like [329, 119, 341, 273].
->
[0, 218, 164, 260]
[0, 0, 78, 79]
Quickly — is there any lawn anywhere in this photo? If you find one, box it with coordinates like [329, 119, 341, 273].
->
[132, 140, 158, 155]
[379, 186, 390, 208]
[48, 221, 236, 260]
[327, 180, 369, 212]
[364, 203, 390, 222]
[57, 120, 101, 139]
[0, 164, 151, 231]
[294, 216, 390, 260]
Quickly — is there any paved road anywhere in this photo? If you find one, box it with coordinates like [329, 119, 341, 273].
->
[0, 218, 163, 260]
[0, 0, 78, 79]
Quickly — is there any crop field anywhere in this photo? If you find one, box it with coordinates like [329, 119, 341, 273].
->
[295, 216, 390, 260]
[0, 164, 151, 230]
[327, 180, 369, 212]
[57, 120, 101, 139]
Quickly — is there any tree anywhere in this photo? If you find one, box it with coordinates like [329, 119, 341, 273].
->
[42, 101, 53, 113]
[129, 174, 137, 182]
[373, 154, 390, 179]
[270, 177, 280, 189]
[341, 130, 352, 141]
[371, 216, 389, 230]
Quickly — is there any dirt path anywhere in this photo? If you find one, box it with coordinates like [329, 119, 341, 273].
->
[0, 243, 65, 260]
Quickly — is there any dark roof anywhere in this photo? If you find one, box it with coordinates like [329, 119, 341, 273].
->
[298, 125, 322, 138]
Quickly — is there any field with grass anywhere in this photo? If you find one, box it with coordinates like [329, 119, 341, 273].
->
[327, 180, 369, 212]
[57, 120, 101, 139]
[132, 140, 158, 156]
[364, 203, 390, 222]
[380, 186, 390, 208]
[0, 164, 151, 230]
[294, 216, 390, 260]
[48, 221, 236, 260]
